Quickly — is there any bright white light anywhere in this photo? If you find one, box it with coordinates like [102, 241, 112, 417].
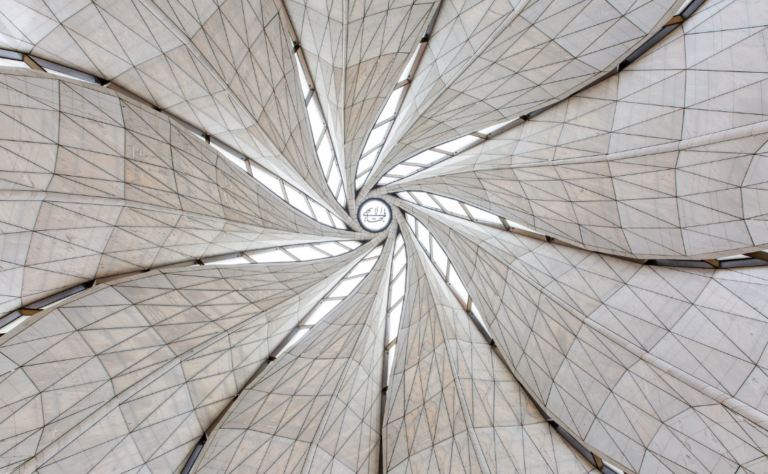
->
[378, 88, 403, 123]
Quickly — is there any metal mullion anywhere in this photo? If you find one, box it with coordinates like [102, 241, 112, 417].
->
[459, 201, 475, 221]
[279, 179, 288, 200]
[336, 241, 354, 251]
[309, 244, 334, 257]
[409, 191, 425, 207]
[389, 294, 404, 310]
[316, 126, 328, 147]
[375, 116, 396, 128]
[324, 158, 334, 180]
[385, 338, 397, 351]
[431, 193, 450, 214]
[392, 245, 404, 260]
[356, 164, 374, 178]
[279, 248, 301, 261]
[305, 195, 317, 219]
[390, 265, 406, 285]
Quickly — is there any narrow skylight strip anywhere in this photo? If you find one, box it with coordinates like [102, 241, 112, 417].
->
[383, 233, 406, 385]
[276, 244, 385, 355]
[194, 135, 347, 229]
[376, 119, 519, 186]
[397, 191, 544, 238]
[247, 160, 347, 229]
[404, 213, 473, 312]
[293, 49, 347, 208]
[355, 42, 426, 190]
[203, 240, 361, 266]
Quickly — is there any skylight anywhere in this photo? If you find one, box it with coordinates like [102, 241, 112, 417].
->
[355, 43, 425, 190]
[294, 51, 347, 208]
[376, 119, 518, 186]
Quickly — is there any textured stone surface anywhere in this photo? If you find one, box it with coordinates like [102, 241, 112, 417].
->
[0, 69, 355, 315]
[2, 0, 768, 471]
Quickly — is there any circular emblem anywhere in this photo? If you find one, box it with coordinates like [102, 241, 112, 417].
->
[358, 198, 392, 232]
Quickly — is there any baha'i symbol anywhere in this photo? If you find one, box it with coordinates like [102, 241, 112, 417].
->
[358, 198, 392, 232]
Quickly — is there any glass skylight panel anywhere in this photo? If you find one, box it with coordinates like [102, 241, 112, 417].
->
[433, 195, 468, 217]
[304, 300, 341, 325]
[328, 165, 341, 194]
[207, 256, 251, 265]
[285, 185, 312, 215]
[211, 143, 247, 170]
[387, 163, 420, 177]
[377, 176, 398, 185]
[405, 149, 446, 165]
[390, 272, 405, 305]
[466, 204, 502, 225]
[410, 192, 439, 209]
[388, 302, 403, 343]
[314, 242, 348, 256]
[406, 213, 415, 230]
[0, 58, 28, 68]
[307, 97, 325, 143]
[397, 192, 416, 203]
[286, 246, 327, 261]
[354, 173, 367, 190]
[342, 241, 362, 249]
[377, 88, 402, 123]
[278, 328, 309, 356]
[432, 244, 448, 275]
[357, 150, 378, 175]
[250, 166, 283, 196]
[348, 258, 376, 277]
[367, 245, 383, 258]
[392, 249, 406, 276]
[506, 219, 537, 233]
[329, 274, 362, 297]
[317, 135, 334, 173]
[386, 343, 397, 380]
[364, 124, 389, 154]
[448, 267, 469, 304]
[250, 249, 295, 263]
[46, 68, 91, 83]
[471, 307, 490, 332]
[331, 214, 346, 229]
[479, 119, 516, 135]
[294, 53, 310, 98]
[417, 221, 430, 252]
[309, 201, 333, 226]
[0, 315, 29, 334]
[398, 44, 421, 83]
[436, 135, 481, 153]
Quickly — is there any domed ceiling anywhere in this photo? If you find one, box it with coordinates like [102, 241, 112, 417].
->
[1, 0, 768, 472]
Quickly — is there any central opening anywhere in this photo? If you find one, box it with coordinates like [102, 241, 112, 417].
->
[358, 198, 392, 232]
